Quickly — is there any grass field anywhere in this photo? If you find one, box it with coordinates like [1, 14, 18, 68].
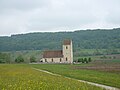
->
[0, 64, 104, 90]
[30, 63, 120, 89]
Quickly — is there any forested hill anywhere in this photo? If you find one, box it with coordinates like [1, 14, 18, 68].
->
[0, 28, 120, 51]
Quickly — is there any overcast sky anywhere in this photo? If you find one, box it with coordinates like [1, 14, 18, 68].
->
[0, 0, 120, 36]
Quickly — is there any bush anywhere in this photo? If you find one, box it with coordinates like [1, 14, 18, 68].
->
[0, 53, 11, 63]
[78, 57, 92, 63]
[81, 58, 85, 63]
[84, 58, 88, 63]
[0, 59, 5, 63]
[78, 58, 83, 62]
[30, 56, 36, 63]
[15, 56, 24, 63]
[88, 57, 92, 62]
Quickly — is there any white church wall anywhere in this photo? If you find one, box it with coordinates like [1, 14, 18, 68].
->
[42, 58, 64, 63]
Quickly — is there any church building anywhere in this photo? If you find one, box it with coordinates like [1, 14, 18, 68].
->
[41, 40, 73, 63]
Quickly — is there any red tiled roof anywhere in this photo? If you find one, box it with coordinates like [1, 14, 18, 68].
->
[63, 40, 71, 45]
[43, 50, 63, 58]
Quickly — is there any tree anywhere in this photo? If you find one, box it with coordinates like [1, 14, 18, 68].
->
[78, 58, 82, 62]
[0, 28, 120, 51]
[5, 53, 11, 63]
[81, 58, 84, 63]
[15, 55, 24, 63]
[84, 58, 88, 63]
[0, 59, 5, 63]
[0, 53, 11, 63]
[88, 57, 92, 62]
[30, 56, 36, 63]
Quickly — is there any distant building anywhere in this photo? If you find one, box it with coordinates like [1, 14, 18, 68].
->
[41, 40, 73, 63]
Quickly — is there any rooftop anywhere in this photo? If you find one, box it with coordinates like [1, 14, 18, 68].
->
[63, 40, 71, 45]
[43, 50, 63, 58]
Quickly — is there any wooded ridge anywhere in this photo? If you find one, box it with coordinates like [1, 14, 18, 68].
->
[0, 28, 120, 51]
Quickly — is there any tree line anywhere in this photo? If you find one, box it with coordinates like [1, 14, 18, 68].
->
[0, 53, 37, 63]
[0, 28, 120, 51]
[74, 57, 92, 63]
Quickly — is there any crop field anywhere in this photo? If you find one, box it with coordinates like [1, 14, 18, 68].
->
[0, 64, 104, 90]
[77, 59, 120, 72]
[31, 63, 120, 89]
[75, 54, 120, 61]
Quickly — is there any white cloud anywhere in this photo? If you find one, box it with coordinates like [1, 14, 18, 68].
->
[0, 0, 120, 36]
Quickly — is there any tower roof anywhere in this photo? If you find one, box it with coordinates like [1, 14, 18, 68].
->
[43, 50, 63, 58]
[63, 40, 71, 45]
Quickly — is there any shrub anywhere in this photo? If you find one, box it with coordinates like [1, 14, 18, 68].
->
[15, 55, 24, 63]
[78, 57, 92, 63]
[84, 58, 88, 63]
[0, 59, 5, 63]
[78, 58, 83, 62]
[88, 57, 92, 62]
[30, 56, 36, 63]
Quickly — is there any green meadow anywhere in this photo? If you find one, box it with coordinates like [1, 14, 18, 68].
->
[31, 64, 120, 88]
[0, 64, 104, 90]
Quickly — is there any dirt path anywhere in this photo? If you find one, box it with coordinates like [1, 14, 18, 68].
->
[32, 68, 120, 90]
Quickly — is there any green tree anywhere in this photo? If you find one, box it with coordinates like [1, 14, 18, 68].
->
[0, 59, 5, 63]
[88, 57, 92, 62]
[78, 58, 82, 62]
[84, 58, 88, 63]
[0, 28, 120, 51]
[0, 53, 11, 63]
[5, 53, 11, 63]
[15, 55, 24, 63]
[30, 56, 36, 63]
[81, 58, 85, 63]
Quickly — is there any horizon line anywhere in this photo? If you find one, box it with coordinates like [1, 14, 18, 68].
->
[0, 27, 119, 37]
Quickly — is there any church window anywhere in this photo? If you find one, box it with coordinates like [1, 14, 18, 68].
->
[52, 58, 53, 62]
[60, 58, 62, 62]
[66, 46, 68, 49]
[45, 59, 47, 62]
[66, 57, 68, 61]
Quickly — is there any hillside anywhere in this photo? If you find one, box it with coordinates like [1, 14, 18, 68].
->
[0, 28, 120, 51]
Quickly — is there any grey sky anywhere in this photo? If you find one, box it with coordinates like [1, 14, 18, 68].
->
[0, 0, 120, 36]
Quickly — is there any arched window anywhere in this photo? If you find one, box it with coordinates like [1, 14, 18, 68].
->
[66, 57, 68, 61]
[60, 58, 62, 62]
[45, 59, 47, 62]
[52, 58, 53, 62]
[66, 46, 68, 49]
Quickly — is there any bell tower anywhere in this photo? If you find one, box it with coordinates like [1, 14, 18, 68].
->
[63, 40, 73, 63]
